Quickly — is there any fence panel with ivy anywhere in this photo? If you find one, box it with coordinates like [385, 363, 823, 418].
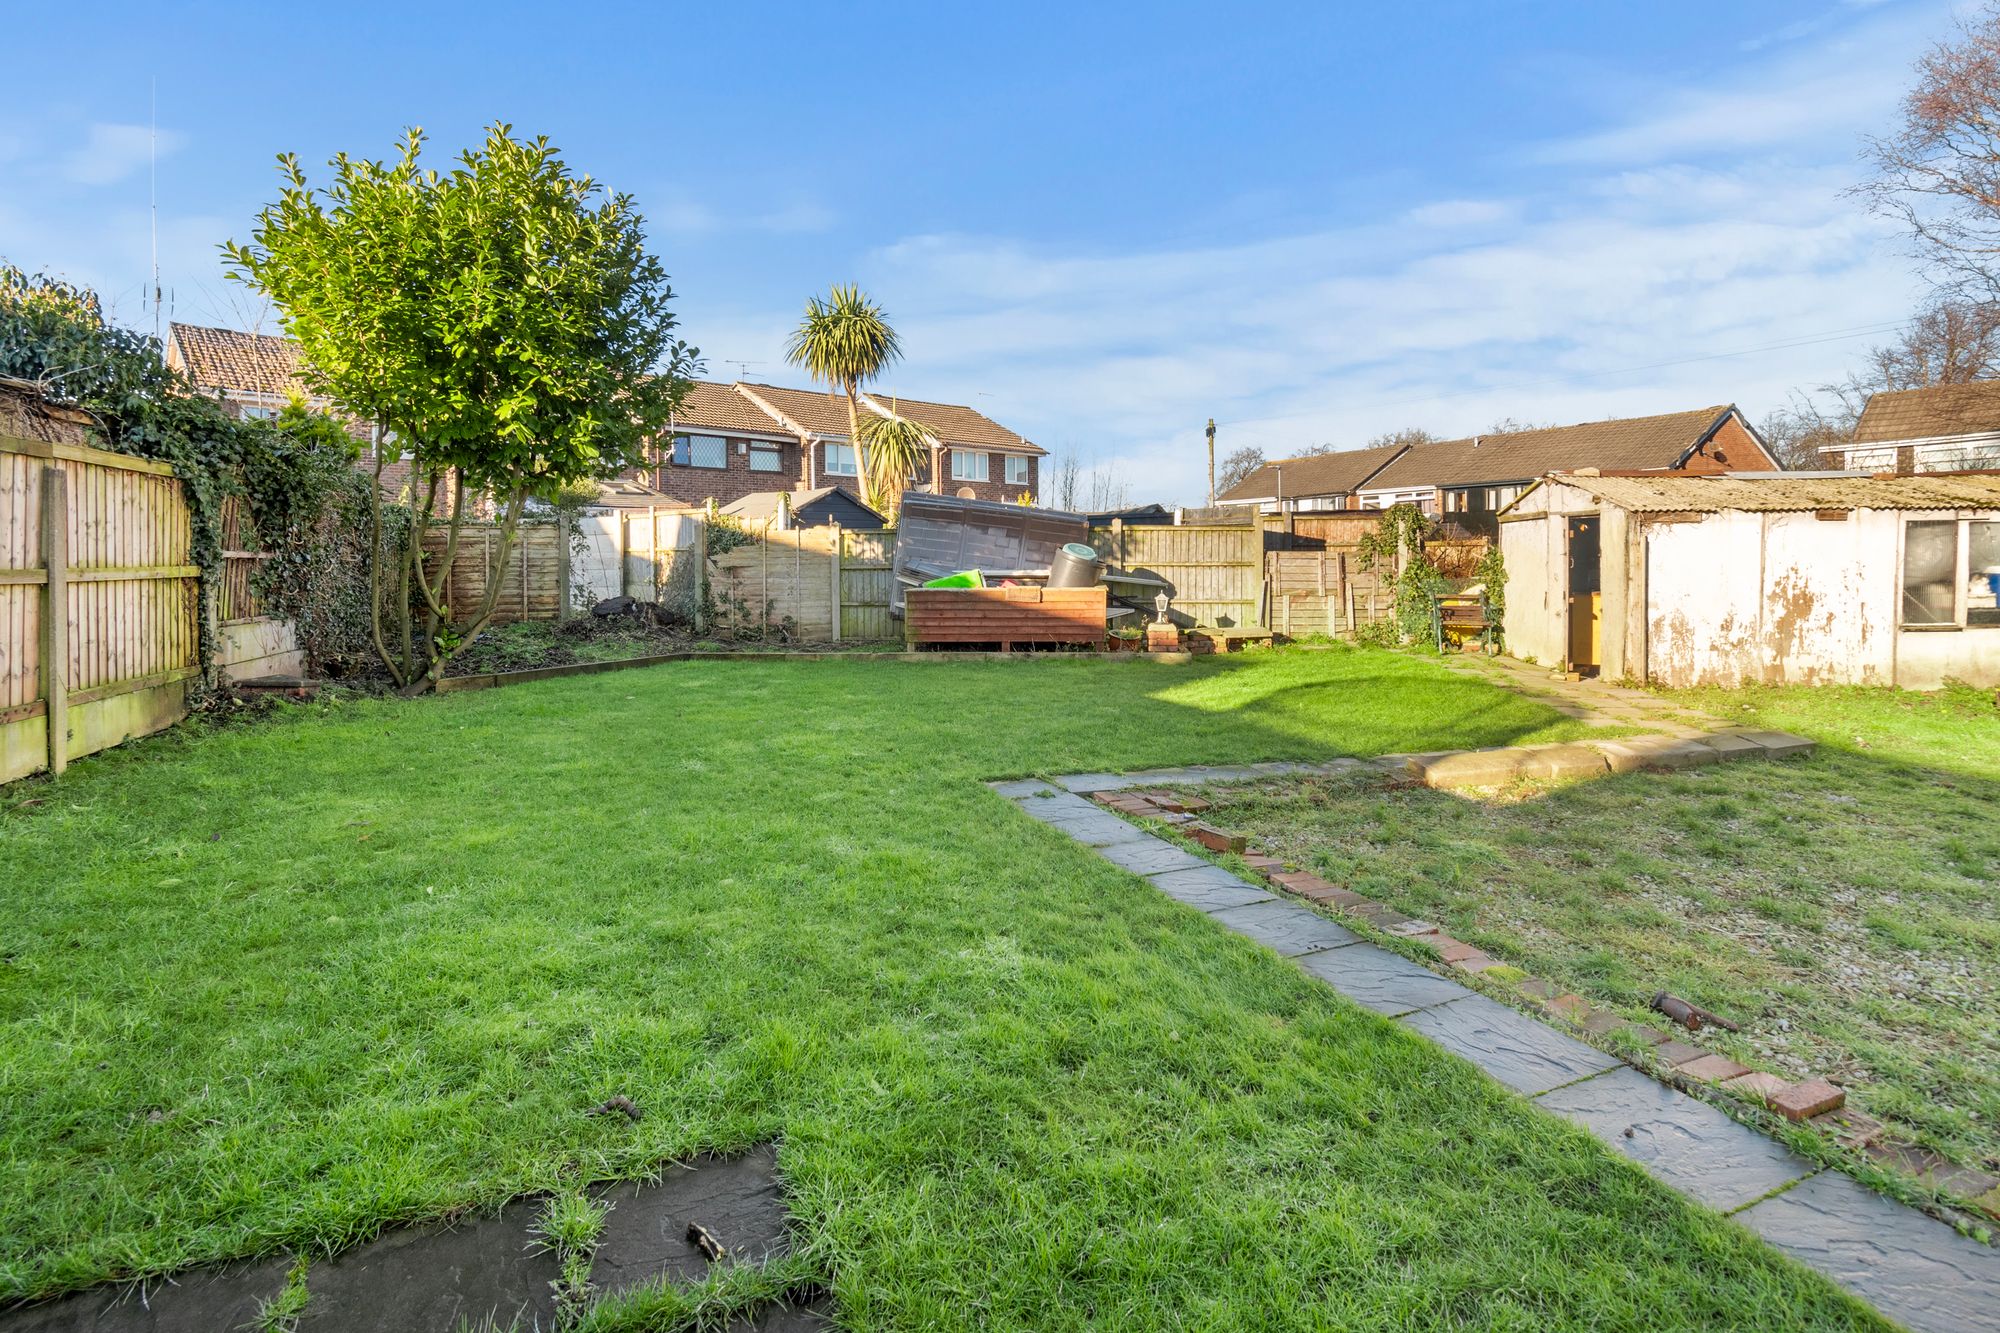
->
[1, 433, 200, 782]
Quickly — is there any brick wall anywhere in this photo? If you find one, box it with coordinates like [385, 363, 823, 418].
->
[653, 435, 806, 506]
[932, 447, 1038, 504]
[1683, 415, 1779, 472]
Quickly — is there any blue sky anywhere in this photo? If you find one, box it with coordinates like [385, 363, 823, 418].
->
[0, 0, 1968, 502]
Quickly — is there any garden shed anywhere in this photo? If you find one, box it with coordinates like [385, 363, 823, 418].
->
[1498, 471, 2000, 688]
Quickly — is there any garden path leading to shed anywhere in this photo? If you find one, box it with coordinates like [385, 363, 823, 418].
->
[1007, 738, 2000, 1333]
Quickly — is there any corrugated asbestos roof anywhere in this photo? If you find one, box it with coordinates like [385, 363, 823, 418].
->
[1367, 406, 1734, 489]
[1217, 440, 1411, 502]
[1535, 471, 2000, 513]
[1852, 381, 2000, 442]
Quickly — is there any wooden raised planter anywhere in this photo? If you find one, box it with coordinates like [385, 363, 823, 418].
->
[904, 587, 1108, 650]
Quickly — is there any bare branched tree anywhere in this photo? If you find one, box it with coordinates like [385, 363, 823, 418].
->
[1762, 297, 2000, 467]
[1365, 427, 1439, 449]
[1861, 5, 2000, 299]
[1216, 446, 1265, 495]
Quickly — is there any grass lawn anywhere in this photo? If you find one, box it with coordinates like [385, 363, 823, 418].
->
[1199, 683, 2000, 1179]
[0, 649, 1887, 1329]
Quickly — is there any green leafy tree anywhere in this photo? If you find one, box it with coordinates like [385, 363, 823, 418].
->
[224, 124, 698, 693]
[784, 285, 901, 508]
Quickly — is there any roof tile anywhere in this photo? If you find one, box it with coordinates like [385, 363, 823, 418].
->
[1853, 382, 2000, 443]
[1367, 406, 1735, 490]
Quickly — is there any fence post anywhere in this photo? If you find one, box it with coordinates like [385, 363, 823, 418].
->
[829, 523, 843, 642]
[555, 518, 572, 620]
[693, 517, 709, 636]
[39, 467, 68, 777]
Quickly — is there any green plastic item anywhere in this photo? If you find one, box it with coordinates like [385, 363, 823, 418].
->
[922, 570, 986, 589]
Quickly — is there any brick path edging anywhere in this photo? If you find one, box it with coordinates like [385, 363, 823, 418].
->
[993, 741, 2000, 1333]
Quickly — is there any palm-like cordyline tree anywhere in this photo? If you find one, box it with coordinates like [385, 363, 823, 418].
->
[857, 411, 934, 519]
[784, 285, 902, 508]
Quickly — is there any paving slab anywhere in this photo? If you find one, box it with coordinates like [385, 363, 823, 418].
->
[1296, 944, 1474, 1016]
[1737, 1171, 2000, 1333]
[1596, 737, 1721, 772]
[1399, 995, 1621, 1095]
[1696, 733, 1766, 759]
[1516, 744, 1611, 781]
[592, 1147, 791, 1295]
[1054, 772, 1135, 793]
[1146, 865, 1276, 912]
[1095, 837, 1209, 876]
[1734, 730, 1817, 759]
[299, 1196, 558, 1332]
[1012, 793, 1107, 824]
[1206, 900, 1359, 956]
[0, 1258, 293, 1333]
[1411, 748, 1528, 789]
[1038, 811, 1156, 848]
[1535, 1066, 1812, 1212]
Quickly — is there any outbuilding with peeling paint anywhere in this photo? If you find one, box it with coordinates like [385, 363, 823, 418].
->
[1498, 471, 2000, 689]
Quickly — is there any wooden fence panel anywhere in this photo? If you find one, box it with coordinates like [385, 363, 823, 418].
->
[1089, 522, 1262, 629]
[2, 435, 200, 784]
[421, 521, 565, 624]
[0, 452, 43, 716]
[838, 528, 897, 641]
[711, 528, 836, 638]
[1265, 551, 1393, 639]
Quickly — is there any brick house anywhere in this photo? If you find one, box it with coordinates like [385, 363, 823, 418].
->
[162, 323, 434, 498]
[642, 379, 1042, 512]
[167, 323, 1043, 517]
[1216, 440, 1415, 514]
[1825, 381, 2000, 474]
[1354, 406, 1777, 515]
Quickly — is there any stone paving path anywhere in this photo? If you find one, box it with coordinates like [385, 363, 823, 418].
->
[1438, 652, 1721, 737]
[0, 1147, 824, 1333]
[998, 769, 2000, 1333]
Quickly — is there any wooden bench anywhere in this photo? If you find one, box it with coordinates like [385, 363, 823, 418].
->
[1431, 591, 1499, 653]
[904, 587, 1108, 650]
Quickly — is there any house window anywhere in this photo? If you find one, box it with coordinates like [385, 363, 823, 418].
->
[238, 404, 278, 422]
[1005, 455, 1030, 485]
[749, 441, 783, 473]
[824, 443, 858, 476]
[1902, 519, 2000, 628]
[671, 434, 727, 469]
[1971, 521, 2000, 626]
[951, 450, 988, 482]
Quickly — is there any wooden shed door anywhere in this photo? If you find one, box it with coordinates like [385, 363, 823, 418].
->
[1566, 516, 1601, 672]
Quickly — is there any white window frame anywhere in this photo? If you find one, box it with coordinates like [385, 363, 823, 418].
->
[1005, 454, 1030, 485]
[237, 404, 278, 422]
[748, 440, 784, 473]
[824, 442, 859, 477]
[951, 450, 988, 482]
[1903, 517, 2000, 630]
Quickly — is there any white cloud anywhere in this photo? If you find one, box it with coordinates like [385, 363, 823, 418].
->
[61, 122, 186, 188]
[1530, 3, 1933, 167]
